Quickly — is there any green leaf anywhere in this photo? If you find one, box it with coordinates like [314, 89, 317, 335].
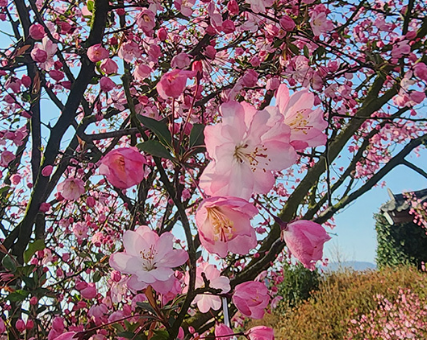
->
[288, 43, 300, 56]
[136, 302, 156, 314]
[2, 254, 17, 273]
[24, 239, 45, 263]
[189, 124, 205, 147]
[22, 276, 35, 290]
[0, 186, 10, 195]
[151, 330, 169, 340]
[87, 0, 94, 12]
[7, 290, 29, 302]
[93, 271, 102, 283]
[137, 140, 174, 161]
[137, 116, 171, 146]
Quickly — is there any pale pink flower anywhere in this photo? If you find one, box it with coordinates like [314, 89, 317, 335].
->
[186, 262, 230, 313]
[195, 196, 258, 257]
[72, 222, 88, 239]
[87, 44, 109, 62]
[100, 59, 118, 74]
[310, 11, 334, 36]
[215, 324, 234, 340]
[109, 225, 188, 294]
[37, 37, 57, 70]
[174, 0, 196, 16]
[200, 101, 296, 199]
[273, 84, 327, 150]
[233, 281, 269, 319]
[136, 9, 156, 35]
[281, 220, 331, 270]
[246, 326, 274, 340]
[118, 41, 141, 63]
[57, 178, 85, 201]
[156, 69, 195, 99]
[99, 147, 148, 189]
[245, 0, 273, 14]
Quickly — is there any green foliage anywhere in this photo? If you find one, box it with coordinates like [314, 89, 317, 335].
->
[277, 262, 320, 310]
[375, 213, 427, 269]
[258, 266, 427, 340]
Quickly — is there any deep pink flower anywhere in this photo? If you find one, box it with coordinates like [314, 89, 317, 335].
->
[200, 101, 296, 199]
[99, 147, 148, 189]
[246, 326, 274, 340]
[42, 165, 53, 176]
[1, 150, 16, 167]
[0, 319, 4, 333]
[100, 58, 118, 74]
[29, 24, 45, 40]
[54, 332, 76, 340]
[87, 44, 109, 62]
[57, 178, 85, 201]
[16, 319, 25, 333]
[31, 47, 47, 63]
[273, 84, 328, 150]
[196, 196, 258, 257]
[109, 225, 188, 293]
[49, 70, 64, 81]
[280, 15, 295, 31]
[99, 77, 116, 92]
[414, 63, 427, 81]
[156, 69, 195, 99]
[136, 9, 156, 35]
[80, 282, 97, 299]
[233, 281, 269, 319]
[281, 220, 331, 270]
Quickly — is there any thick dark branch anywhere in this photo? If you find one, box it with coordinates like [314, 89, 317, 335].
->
[314, 134, 427, 224]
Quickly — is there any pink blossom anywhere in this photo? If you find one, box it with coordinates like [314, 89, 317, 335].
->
[100, 58, 118, 74]
[42, 165, 53, 176]
[29, 24, 45, 40]
[391, 41, 410, 59]
[54, 332, 76, 340]
[280, 15, 295, 31]
[158, 27, 168, 41]
[49, 70, 64, 81]
[87, 44, 109, 62]
[246, 326, 274, 340]
[0, 150, 15, 167]
[205, 45, 216, 59]
[200, 101, 296, 199]
[133, 64, 152, 82]
[31, 47, 47, 63]
[118, 41, 141, 63]
[174, 0, 196, 16]
[57, 178, 85, 201]
[232, 281, 269, 319]
[80, 282, 97, 299]
[136, 9, 156, 35]
[0, 319, 4, 333]
[241, 69, 258, 87]
[273, 84, 328, 150]
[310, 11, 334, 36]
[99, 147, 148, 189]
[186, 262, 230, 313]
[171, 53, 191, 69]
[281, 220, 331, 270]
[195, 196, 258, 257]
[109, 225, 188, 293]
[414, 63, 427, 81]
[99, 77, 116, 92]
[215, 324, 234, 340]
[10, 174, 21, 185]
[72, 222, 88, 239]
[245, 0, 274, 14]
[52, 317, 64, 332]
[16, 319, 25, 332]
[156, 69, 195, 99]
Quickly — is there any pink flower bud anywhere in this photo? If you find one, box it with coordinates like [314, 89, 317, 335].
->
[29, 24, 45, 40]
[39, 202, 50, 213]
[52, 317, 64, 332]
[49, 70, 64, 82]
[280, 15, 295, 31]
[26, 319, 34, 330]
[100, 58, 118, 75]
[15, 319, 26, 333]
[87, 44, 109, 63]
[227, 0, 239, 15]
[99, 77, 116, 92]
[21, 75, 31, 88]
[29, 296, 38, 305]
[42, 165, 53, 177]
[205, 45, 216, 59]
[30, 48, 47, 63]
[157, 27, 168, 41]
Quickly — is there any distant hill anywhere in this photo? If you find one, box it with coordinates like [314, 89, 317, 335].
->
[322, 261, 376, 271]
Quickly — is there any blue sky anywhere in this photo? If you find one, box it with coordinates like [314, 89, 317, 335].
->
[324, 148, 427, 264]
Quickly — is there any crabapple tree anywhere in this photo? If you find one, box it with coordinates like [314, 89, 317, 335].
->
[0, 0, 426, 339]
